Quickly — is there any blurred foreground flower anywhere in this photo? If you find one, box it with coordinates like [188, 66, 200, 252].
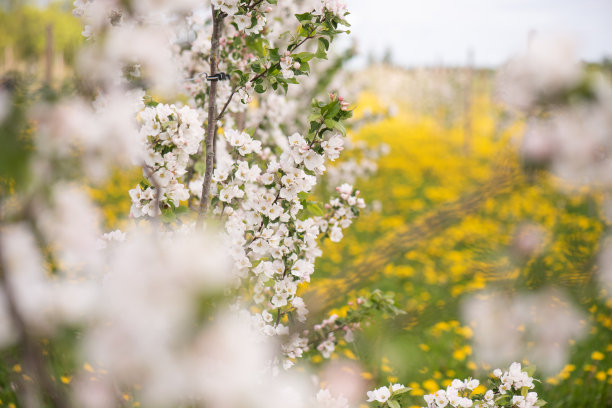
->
[462, 288, 588, 375]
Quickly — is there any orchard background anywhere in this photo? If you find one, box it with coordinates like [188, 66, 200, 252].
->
[1, 1, 611, 408]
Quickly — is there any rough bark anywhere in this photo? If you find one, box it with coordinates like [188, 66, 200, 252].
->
[196, 8, 224, 228]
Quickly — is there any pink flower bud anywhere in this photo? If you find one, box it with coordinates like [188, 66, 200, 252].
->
[338, 96, 344, 101]
[356, 298, 363, 305]
[293, 62, 301, 69]
[285, 51, 291, 57]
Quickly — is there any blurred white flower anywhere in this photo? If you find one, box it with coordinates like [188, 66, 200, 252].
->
[498, 34, 581, 110]
[462, 288, 587, 375]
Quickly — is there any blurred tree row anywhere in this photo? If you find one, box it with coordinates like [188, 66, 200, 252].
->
[0, 1, 82, 68]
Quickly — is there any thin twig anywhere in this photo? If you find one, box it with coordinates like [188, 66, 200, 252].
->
[248, 0, 266, 10]
[216, 87, 238, 122]
[275, 307, 282, 326]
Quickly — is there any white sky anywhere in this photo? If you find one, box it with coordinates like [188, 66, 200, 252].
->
[344, 0, 612, 67]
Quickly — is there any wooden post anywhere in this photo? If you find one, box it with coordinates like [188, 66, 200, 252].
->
[463, 49, 474, 154]
[45, 24, 54, 85]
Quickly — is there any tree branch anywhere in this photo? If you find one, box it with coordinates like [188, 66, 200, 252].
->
[216, 86, 238, 122]
[248, 31, 317, 85]
[196, 8, 225, 228]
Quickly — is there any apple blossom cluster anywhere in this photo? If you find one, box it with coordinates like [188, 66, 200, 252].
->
[280, 51, 299, 79]
[311, 312, 352, 358]
[96, 229, 127, 249]
[326, 140, 391, 187]
[211, 124, 362, 327]
[317, 183, 366, 242]
[309, 291, 404, 361]
[317, 388, 350, 408]
[494, 363, 535, 394]
[33, 89, 145, 182]
[366, 383, 409, 404]
[129, 103, 204, 217]
[315, 0, 348, 17]
[420, 363, 543, 408]
[423, 378, 481, 408]
[211, 0, 239, 16]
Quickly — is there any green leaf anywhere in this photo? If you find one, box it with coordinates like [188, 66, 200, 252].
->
[324, 118, 338, 129]
[306, 202, 323, 216]
[161, 207, 176, 223]
[524, 366, 537, 377]
[315, 38, 328, 59]
[298, 60, 310, 73]
[319, 37, 330, 50]
[194, 162, 206, 175]
[392, 388, 411, 395]
[269, 48, 280, 62]
[495, 395, 511, 405]
[387, 400, 400, 408]
[327, 101, 341, 118]
[255, 83, 266, 93]
[334, 121, 346, 136]
[308, 121, 321, 136]
[295, 12, 313, 22]
[295, 52, 315, 62]
[338, 18, 351, 27]
[534, 401, 547, 407]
